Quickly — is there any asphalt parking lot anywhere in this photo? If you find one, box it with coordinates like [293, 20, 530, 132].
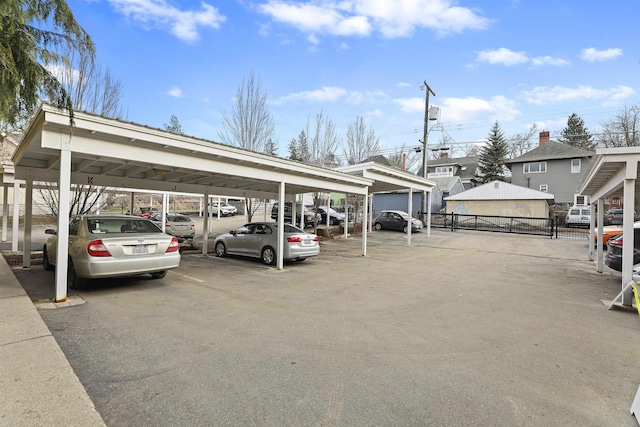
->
[9, 218, 640, 426]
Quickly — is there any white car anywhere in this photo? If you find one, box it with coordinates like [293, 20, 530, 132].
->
[210, 202, 238, 216]
[566, 206, 591, 228]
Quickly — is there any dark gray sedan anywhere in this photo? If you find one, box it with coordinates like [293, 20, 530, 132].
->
[214, 222, 320, 265]
[373, 210, 423, 233]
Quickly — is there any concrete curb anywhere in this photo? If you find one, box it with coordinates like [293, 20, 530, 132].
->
[0, 255, 106, 426]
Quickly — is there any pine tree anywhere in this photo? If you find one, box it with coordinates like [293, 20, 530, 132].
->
[163, 114, 185, 135]
[476, 121, 509, 183]
[264, 138, 278, 156]
[559, 113, 594, 150]
[287, 137, 300, 161]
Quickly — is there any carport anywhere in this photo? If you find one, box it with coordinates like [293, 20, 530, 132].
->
[12, 104, 377, 302]
[336, 162, 435, 240]
[578, 147, 640, 307]
[11, 105, 435, 303]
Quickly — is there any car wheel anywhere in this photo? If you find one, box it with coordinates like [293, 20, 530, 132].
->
[67, 259, 87, 290]
[403, 225, 408, 233]
[43, 246, 54, 271]
[261, 246, 276, 265]
[296, 258, 307, 262]
[374, 223, 382, 231]
[150, 270, 167, 279]
[215, 241, 226, 257]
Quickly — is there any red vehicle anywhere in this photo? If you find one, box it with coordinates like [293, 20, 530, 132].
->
[136, 206, 159, 218]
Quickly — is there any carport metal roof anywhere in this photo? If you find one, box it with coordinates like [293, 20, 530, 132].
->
[13, 104, 373, 198]
[336, 162, 434, 194]
[577, 147, 640, 308]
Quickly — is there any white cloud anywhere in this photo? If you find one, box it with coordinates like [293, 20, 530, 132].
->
[272, 86, 349, 105]
[580, 47, 623, 62]
[108, 0, 226, 42]
[273, 86, 387, 105]
[521, 85, 635, 106]
[166, 87, 183, 97]
[476, 48, 528, 66]
[530, 56, 570, 67]
[393, 97, 424, 113]
[258, 0, 490, 40]
[440, 96, 520, 123]
[476, 48, 569, 67]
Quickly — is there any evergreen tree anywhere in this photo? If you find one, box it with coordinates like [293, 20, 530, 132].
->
[476, 121, 509, 183]
[559, 113, 594, 150]
[287, 137, 301, 160]
[1, 0, 95, 125]
[264, 138, 278, 156]
[163, 114, 185, 135]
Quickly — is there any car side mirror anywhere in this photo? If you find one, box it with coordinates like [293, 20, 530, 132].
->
[45, 229, 57, 235]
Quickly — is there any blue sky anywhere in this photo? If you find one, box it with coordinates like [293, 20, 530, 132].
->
[65, 0, 639, 160]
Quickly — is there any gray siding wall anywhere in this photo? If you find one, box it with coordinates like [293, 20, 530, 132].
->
[372, 190, 444, 216]
[510, 157, 591, 204]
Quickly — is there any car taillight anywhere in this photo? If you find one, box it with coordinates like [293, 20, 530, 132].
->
[287, 236, 302, 243]
[610, 238, 623, 248]
[313, 236, 319, 241]
[165, 237, 180, 253]
[87, 240, 111, 257]
[165, 221, 171, 227]
[190, 222, 194, 227]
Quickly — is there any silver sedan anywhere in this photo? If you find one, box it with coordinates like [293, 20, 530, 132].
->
[214, 222, 320, 265]
[43, 215, 181, 289]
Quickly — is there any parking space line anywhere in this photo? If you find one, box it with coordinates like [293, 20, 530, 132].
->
[168, 270, 206, 283]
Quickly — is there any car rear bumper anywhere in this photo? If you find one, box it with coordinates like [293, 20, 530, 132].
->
[74, 253, 181, 278]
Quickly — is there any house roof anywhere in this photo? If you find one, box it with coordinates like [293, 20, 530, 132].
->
[444, 180, 554, 202]
[362, 155, 401, 168]
[420, 155, 480, 181]
[429, 176, 462, 192]
[506, 141, 594, 164]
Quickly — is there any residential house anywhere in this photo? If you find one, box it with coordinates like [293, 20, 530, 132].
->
[506, 132, 594, 208]
[420, 155, 480, 190]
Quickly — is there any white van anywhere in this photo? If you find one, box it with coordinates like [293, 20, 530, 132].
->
[565, 206, 590, 228]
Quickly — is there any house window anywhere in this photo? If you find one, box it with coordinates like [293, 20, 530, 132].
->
[523, 162, 547, 173]
[435, 166, 453, 175]
[540, 184, 548, 192]
[571, 158, 581, 173]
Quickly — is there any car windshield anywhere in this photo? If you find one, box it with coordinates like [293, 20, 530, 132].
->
[399, 212, 410, 220]
[87, 218, 161, 234]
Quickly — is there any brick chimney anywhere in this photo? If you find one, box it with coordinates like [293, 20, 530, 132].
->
[539, 131, 550, 145]
[440, 151, 448, 158]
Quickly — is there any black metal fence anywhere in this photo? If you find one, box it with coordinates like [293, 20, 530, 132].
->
[429, 213, 590, 240]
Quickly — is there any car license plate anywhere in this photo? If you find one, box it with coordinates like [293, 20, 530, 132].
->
[133, 245, 149, 254]
[302, 239, 312, 246]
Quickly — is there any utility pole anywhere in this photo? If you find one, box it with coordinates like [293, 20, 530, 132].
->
[420, 81, 435, 225]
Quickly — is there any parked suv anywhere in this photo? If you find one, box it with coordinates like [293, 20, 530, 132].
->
[603, 209, 640, 225]
[271, 202, 317, 228]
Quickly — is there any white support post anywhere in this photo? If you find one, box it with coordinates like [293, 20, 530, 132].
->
[621, 166, 636, 306]
[407, 188, 413, 246]
[343, 193, 348, 239]
[11, 180, 20, 252]
[596, 198, 604, 272]
[426, 189, 432, 237]
[129, 192, 134, 215]
[368, 194, 373, 232]
[588, 200, 596, 262]
[277, 182, 285, 270]
[362, 191, 368, 256]
[202, 191, 209, 255]
[55, 149, 71, 303]
[2, 184, 8, 242]
[217, 196, 221, 220]
[292, 197, 298, 227]
[161, 193, 168, 232]
[22, 176, 33, 269]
